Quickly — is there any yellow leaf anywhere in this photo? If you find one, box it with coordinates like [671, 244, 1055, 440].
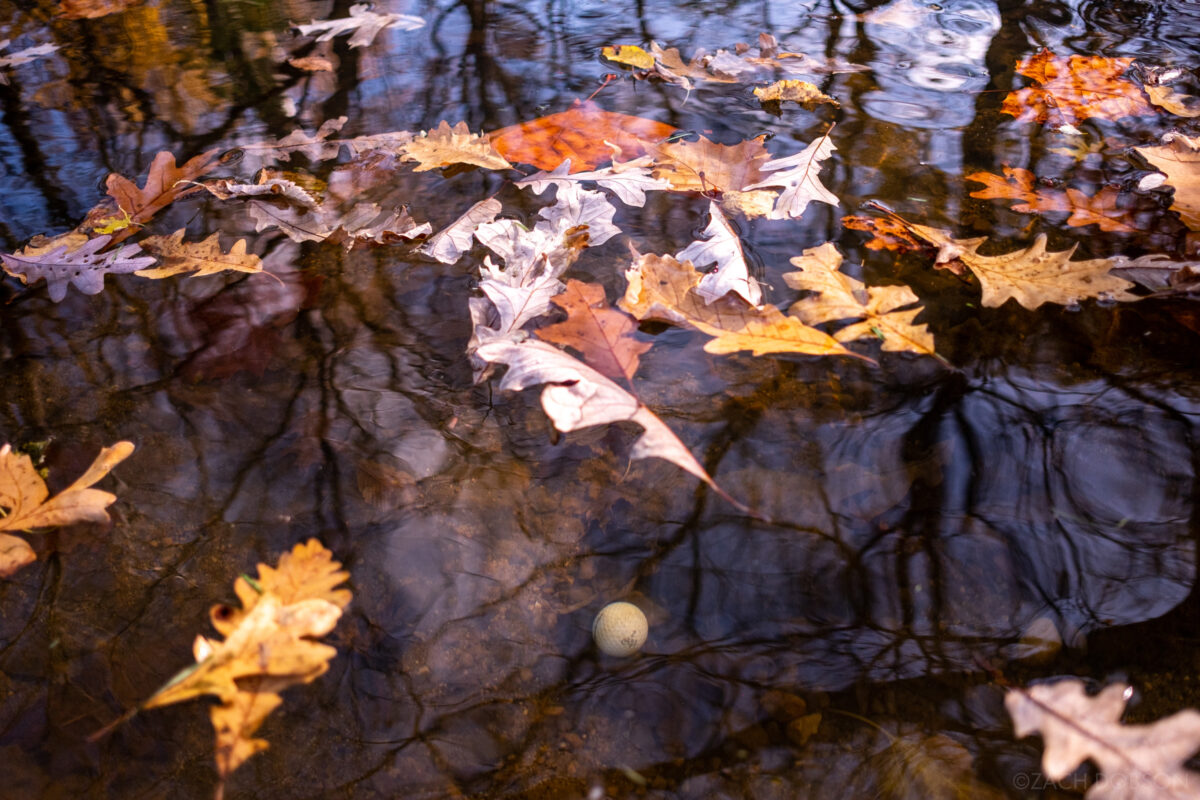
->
[620, 251, 858, 359]
[754, 79, 840, 108]
[402, 120, 511, 172]
[784, 243, 938, 357]
[602, 44, 654, 70]
[135, 230, 263, 279]
[1137, 132, 1200, 231]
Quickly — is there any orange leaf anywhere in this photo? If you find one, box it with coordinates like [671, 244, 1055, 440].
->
[535, 279, 650, 384]
[841, 215, 921, 251]
[488, 101, 677, 172]
[967, 168, 1141, 232]
[1001, 48, 1155, 124]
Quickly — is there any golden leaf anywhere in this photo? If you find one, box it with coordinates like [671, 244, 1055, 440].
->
[784, 243, 937, 357]
[402, 120, 512, 172]
[967, 168, 1141, 233]
[1137, 132, 1200, 231]
[1001, 48, 1155, 124]
[754, 79, 839, 108]
[0, 442, 135, 576]
[135, 230, 263, 279]
[139, 539, 350, 783]
[896, 216, 1138, 309]
[602, 44, 655, 70]
[1146, 85, 1200, 118]
[620, 252, 858, 359]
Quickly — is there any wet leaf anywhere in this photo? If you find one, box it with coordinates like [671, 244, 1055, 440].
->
[232, 117, 352, 165]
[784, 242, 937, 357]
[140, 539, 351, 782]
[475, 338, 743, 508]
[0, 42, 58, 80]
[650, 135, 770, 196]
[743, 131, 840, 220]
[621, 251, 857, 359]
[135, 231, 263, 279]
[248, 199, 431, 248]
[401, 120, 512, 172]
[1145, 85, 1200, 118]
[601, 44, 655, 70]
[875, 732, 1005, 800]
[201, 177, 320, 208]
[1007, 679, 1200, 799]
[294, 4, 425, 48]
[489, 101, 678, 172]
[101, 149, 221, 235]
[1137, 132, 1200, 230]
[1001, 48, 1155, 125]
[754, 79, 840, 109]
[535, 279, 651, 384]
[1, 233, 156, 302]
[676, 201, 762, 305]
[0, 441, 135, 577]
[421, 198, 503, 264]
[967, 167, 1141, 233]
[841, 215, 922, 251]
[515, 156, 671, 208]
[894, 215, 1138, 309]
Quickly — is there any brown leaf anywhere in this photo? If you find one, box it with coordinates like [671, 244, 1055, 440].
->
[967, 168, 1141, 232]
[1146, 85, 1200, 118]
[1007, 679, 1200, 799]
[56, 0, 140, 19]
[874, 732, 1006, 800]
[103, 149, 221, 235]
[1001, 48, 1156, 125]
[0, 441, 135, 577]
[784, 242, 938, 357]
[401, 120, 512, 172]
[139, 540, 350, 782]
[489, 101, 678, 172]
[535, 279, 651, 384]
[754, 79, 840, 109]
[621, 251, 859, 359]
[649, 135, 770, 196]
[135, 230, 263, 279]
[1137, 132, 1200, 231]
[894, 215, 1138, 309]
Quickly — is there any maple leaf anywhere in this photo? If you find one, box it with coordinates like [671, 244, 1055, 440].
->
[743, 131, 840, 220]
[841, 215, 922, 251]
[421, 198, 503, 264]
[894, 215, 1138, 309]
[135, 231, 263, 279]
[621, 251, 858, 359]
[534, 279, 650, 384]
[967, 167, 1141, 233]
[1, 233, 156, 301]
[138, 539, 350, 786]
[0, 441, 135, 578]
[1001, 48, 1156, 125]
[474, 338, 748, 512]
[677, 201, 762, 305]
[515, 155, 671, 207]
[1007, 679, 1200, 800]
[294, 4, 425, 48]
[101, 149, 221, 234]
[401, 120, 512, 172]
[489, 101, 678, 172]
[1137, 132, 1200, 231]
[753, 79, 840, 110]
[783, 242, 938, 357]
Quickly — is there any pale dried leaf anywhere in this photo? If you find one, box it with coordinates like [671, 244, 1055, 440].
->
[200, 177, 319, 208]
[1, 234, 156, 301]
[515, 156, 671, 207]
[135, 231, 263, 279]
[743, 133, 840, 220]
[420, 198, 502, 263]
[677, 201, 761, 305]
[248, 200, 431, 247]
[1007, 679, 1200, 800]
[295, 4, 425, 48]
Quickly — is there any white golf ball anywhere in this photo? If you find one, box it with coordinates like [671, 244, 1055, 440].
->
[592, 601, 648, 657]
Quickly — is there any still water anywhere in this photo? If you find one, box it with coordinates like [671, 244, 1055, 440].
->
[2, 0, 1200, 797]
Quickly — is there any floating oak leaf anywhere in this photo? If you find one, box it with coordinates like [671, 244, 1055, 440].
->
[895, 215, 1138, 309]
[0, 441, 135, 577]
[489, 101, 678, 172]
[401, 120, 512, 172]
[621, 251, 857, 359]
[743, 132, 839, 220]
[1007, 679, 1200, 800]
[421, 198, 503, 263]
[534, 279, 651, 384]
[841, 215, 922, 251]
[515, 156, 671, 207]
[754, 79, 839, 110]
[1, 233, 156, 301]
[677, 201, 761, 305]
[135, 231, 263, 279]
[294, 4, 425, 48]
[1137, 132, 1200, 230]
[784, 242, 937, 357]
[650, 135, 770, 196]
[138, 539, 350, 786]
[966, 168, 1140, 233]
[103, 149, 221, 233]
[475, 338, 746, 510]
[1001, 48, 1155, 125]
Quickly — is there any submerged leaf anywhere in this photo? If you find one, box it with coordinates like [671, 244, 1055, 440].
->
[966, 168, 1140, 233]
[1001, 48, 1155, 125]
[489, 102, 678, 172]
